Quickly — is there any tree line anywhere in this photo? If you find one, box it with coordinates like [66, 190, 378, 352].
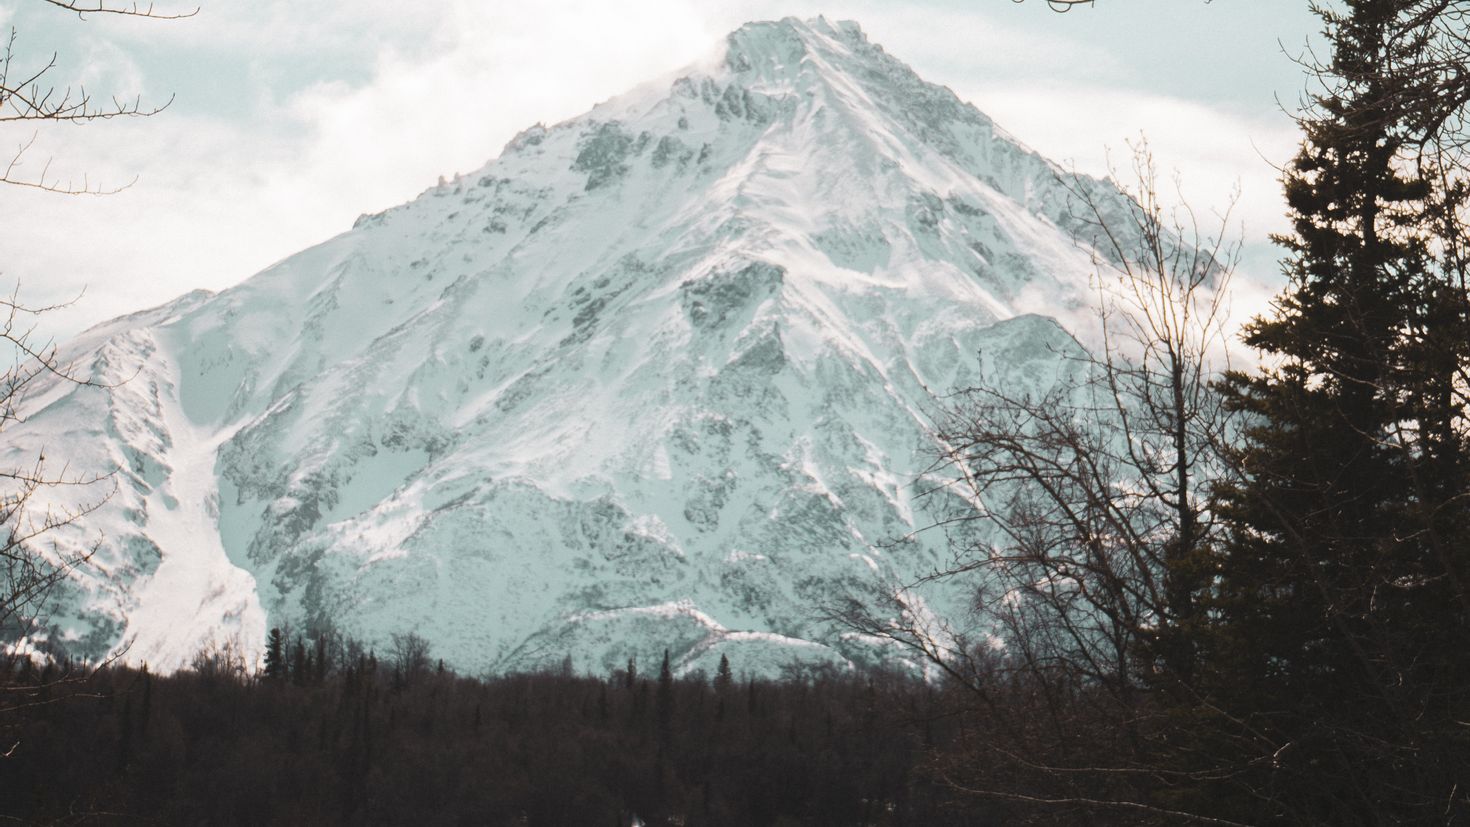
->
[1, 636, 1014, 826]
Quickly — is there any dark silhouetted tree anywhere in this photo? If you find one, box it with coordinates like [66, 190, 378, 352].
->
[714, 654, 732, 694]
[389, 631, 431, 687]
[291, 636, 308, 687]
[656, 649, 674, 748]
[1207, 1, 1470, 822]
[263, 628, 286, 681]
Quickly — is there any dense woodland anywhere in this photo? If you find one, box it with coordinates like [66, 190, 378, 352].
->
[0, 645, 1004, 826]
[5, 0, 1470, 824]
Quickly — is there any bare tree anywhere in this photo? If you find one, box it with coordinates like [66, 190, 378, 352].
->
[0, 288, 124, 776]
[2, 0, 194, 644]
[390, 631, 433, 687]
[1, 0, 196, 193]
[833, 143, 1252, 823]
[0, 289, 116, 647]
[188, 637, 250, 684]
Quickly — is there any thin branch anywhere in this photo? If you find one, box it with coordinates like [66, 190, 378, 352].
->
[38, 0, 198, 19]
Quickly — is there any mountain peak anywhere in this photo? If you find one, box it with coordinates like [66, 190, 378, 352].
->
[727, 17, 864, 56]
[13, 18, 1133, 676]
[722, 17, 872, 81]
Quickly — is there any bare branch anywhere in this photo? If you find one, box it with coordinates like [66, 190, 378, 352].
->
[38, 0, 198, 20]
[1011, 0, 1096, 11]
[0, 1, 191, 194]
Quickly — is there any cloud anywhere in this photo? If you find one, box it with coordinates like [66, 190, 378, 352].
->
[75, 36, 147, 99]
[1, 0, 729, 341]
[3, 0, 1305, 344]
[275, 0, 718, 220]
[969, 83, 1298, 235]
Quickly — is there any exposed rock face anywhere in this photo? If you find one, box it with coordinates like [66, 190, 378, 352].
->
[6, 17, 1117, 676]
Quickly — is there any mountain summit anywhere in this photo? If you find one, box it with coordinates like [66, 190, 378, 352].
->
[10, 18, 1120, 674]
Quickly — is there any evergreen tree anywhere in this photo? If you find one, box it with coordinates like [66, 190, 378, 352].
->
[713, 654, 732, 694]
[313, 632, 330, 684]
[292, 636, 309, 687]
[656, 650, 674, 751]
[263, 627, 287, 681]
[1208, 1, 1470, 821]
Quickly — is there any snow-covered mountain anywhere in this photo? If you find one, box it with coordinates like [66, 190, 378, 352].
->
[7, 17, 1123, 676]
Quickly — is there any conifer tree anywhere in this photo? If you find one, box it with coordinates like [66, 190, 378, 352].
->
[263, 627, 287, 681]
[1209, 1, 1470, 821]
[656, 649, 674, 747]
[292, 636, 309, 687]
[314, 632, 330, 684]
[713, 654, 732, 694]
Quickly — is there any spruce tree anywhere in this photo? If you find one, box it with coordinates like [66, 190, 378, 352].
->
[263, 627, 287, 681]
[656, 649, 674, 749]
[314, 633, 330, 684]
[713, 654, 732, 694]
[1208, 1, 1470, 821]
[292, 636, 308, 687]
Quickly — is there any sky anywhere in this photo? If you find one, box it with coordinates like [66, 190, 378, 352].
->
[0, 0, 1323, 344]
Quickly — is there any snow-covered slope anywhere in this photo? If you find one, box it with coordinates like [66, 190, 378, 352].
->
[6, 17, 1122, 675]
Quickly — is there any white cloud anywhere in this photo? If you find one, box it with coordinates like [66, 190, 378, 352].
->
[2, 0, 1306, 343]
[275, 0, 716, 224]
[1, 0, 728, 340]
[75, 35, 147, 100]
[968, 83, 1298, 240]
